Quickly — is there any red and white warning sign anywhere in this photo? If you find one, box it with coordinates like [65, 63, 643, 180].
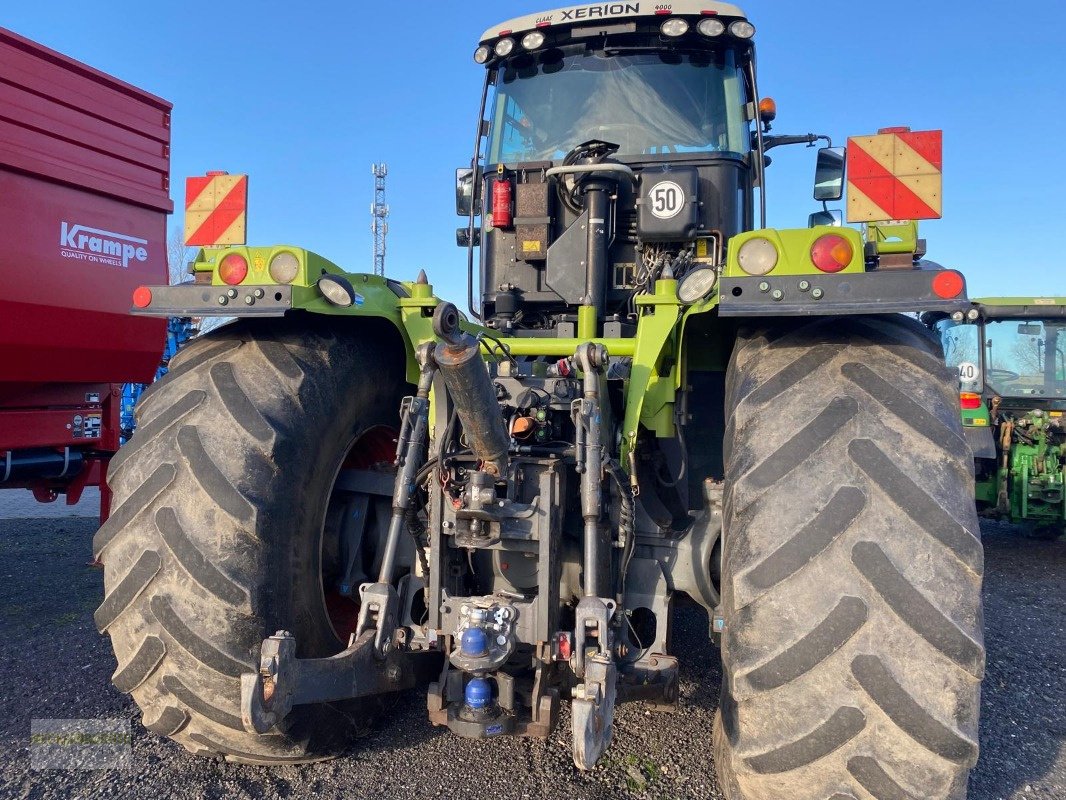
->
[846, 129, 942, 223]
[184, 172, 248, 246]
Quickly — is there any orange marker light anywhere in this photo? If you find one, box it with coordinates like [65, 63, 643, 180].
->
[511, 417, 536, 439]
[932, 270, 965, 299]
[132, 286, 153, 308]
[758, 97, 777, 123]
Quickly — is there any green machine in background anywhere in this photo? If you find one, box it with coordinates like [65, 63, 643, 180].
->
[932, 298, 1066, 536]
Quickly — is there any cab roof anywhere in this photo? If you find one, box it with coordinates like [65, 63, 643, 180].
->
[975, 297, 1066, 320]
[480, 1, 748, 43]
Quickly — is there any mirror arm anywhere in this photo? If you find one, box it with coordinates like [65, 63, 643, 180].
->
[746, 54, 767, 229]
[466, 70, 493, 322]
[764, 133, 832, 151]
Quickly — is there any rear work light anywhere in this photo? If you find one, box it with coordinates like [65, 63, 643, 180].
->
[660, 18, 690, 37]
[132, 286, 153, 308]
[521, 31, 545, 50]
[810, 234, 853, 272]
[318, 274, 356, 307]
[697, 18, 725, 37]
[218, 253, 248, 285]
[737, 237, 778, 275]
[729, 20, 756, 38]
[268, 251, 300, 284]
[932, 270, 965, 299]
[959, 392, 982, 410]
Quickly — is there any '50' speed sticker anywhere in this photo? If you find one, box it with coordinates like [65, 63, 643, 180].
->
[649, 180, 685, 219]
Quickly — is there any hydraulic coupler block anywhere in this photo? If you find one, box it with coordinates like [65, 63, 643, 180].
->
[432, 302, 510, 477]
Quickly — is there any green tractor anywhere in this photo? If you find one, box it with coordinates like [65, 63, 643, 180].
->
[96, 3, 985, 798]
[932, 298, 1066, 537]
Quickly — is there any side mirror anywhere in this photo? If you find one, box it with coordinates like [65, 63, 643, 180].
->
[456, 227, 482, 248]
[808, 209, 843, 227]
[456, 167, 482, 217]
[813, 146, 846, 201]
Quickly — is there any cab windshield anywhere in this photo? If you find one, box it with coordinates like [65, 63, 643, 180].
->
[938, 318, 1066, 398]
[485, 49, 750, 163]
[984, 319, 1066, 398]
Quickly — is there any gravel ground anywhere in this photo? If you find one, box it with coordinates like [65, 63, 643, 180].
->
[0, 515, 1061, 800]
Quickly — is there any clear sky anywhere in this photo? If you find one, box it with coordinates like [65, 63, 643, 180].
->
[7, 1, 1065, 303]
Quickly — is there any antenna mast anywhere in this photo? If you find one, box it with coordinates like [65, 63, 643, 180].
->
[371, 163, 389, 276]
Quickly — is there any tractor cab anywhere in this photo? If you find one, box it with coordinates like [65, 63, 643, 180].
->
[456, 1, 840, 332]
[936, 298, 1066, 413]
[933, 298, 1066, 531]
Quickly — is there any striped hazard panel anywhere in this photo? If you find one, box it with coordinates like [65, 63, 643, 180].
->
[846, 129, 942, 223]
[184, 173, 248, 246]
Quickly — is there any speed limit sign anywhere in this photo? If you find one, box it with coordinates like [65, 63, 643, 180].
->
[957, 362, 979, 382]
[649, 180, 685, 220]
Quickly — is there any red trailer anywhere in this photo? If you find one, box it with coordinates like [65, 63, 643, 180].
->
[0, 27, 172, 521]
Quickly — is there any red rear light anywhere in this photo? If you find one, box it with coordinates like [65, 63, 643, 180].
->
[959, 392, 982, 410]
[132, 286, 153, 308]
[810, 234, 853, 272]
[218, 253, 248, 285]
[932, 270, 965, 299]
[553, 631, 572, 661]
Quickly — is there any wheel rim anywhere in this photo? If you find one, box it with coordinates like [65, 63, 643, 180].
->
[320, 425, 398, 642]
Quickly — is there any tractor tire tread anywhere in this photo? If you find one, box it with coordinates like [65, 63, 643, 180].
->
[715, 315, 983, 800]
[155, 506, 251, 610]
[97, 317, 408, 763]
[111, 635, 166, 693]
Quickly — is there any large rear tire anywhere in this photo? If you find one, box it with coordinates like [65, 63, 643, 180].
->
[94, 316, 408, 763]
[714, 316, 984, 800]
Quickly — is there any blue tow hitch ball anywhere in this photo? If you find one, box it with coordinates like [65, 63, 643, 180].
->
[464, 677, 493, 710]
[460, 626, 489, 658]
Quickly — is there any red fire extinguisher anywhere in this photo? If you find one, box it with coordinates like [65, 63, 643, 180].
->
[492, 166, 513, 229]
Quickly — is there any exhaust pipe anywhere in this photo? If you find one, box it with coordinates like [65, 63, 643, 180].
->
[432, 303, 509, 477]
